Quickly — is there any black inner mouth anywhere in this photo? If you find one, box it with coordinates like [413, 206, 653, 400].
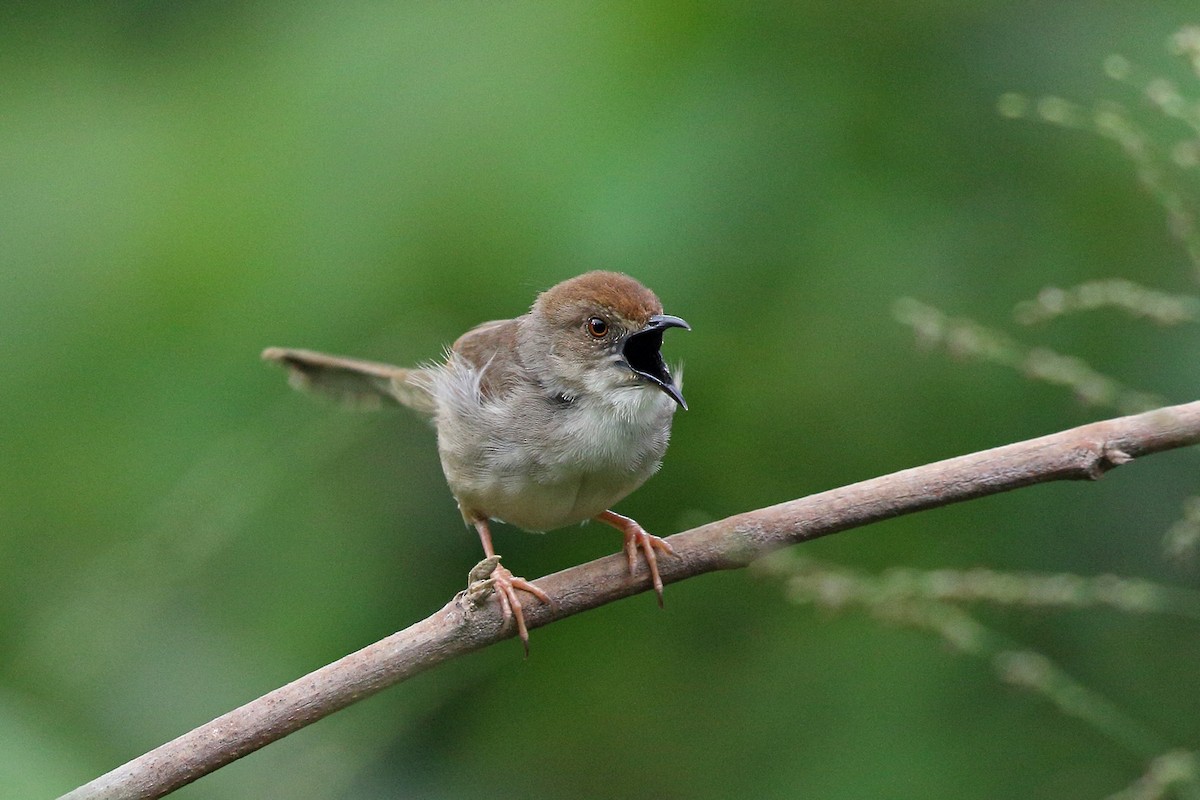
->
[623, 328, 671, 386]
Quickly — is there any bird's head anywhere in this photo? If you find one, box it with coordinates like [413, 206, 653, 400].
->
[524, 271, 690, 409]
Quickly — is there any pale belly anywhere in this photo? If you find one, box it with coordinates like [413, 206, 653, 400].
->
[458, 467, 646, 532]
[431, 361, 675, 532]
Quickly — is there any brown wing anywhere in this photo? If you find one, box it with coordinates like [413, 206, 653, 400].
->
[262, 347, 436, 415]
[450, 318, 523, 399]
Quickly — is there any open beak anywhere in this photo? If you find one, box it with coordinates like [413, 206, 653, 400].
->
[621, 313, 690, 410]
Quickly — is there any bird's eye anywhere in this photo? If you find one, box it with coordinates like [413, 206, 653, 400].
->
[586, 316, 608, 338]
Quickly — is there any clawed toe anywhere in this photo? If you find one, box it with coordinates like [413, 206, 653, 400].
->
[598, 510, 677, 606]
[472, 519, 549, 654]
[490, 564, 549, 655]
[626, 528, 676, 606]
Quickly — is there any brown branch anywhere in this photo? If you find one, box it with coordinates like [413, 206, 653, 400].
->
[60, 400, 1200, 800]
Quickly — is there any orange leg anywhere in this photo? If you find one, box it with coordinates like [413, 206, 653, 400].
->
[473, 518, 549, 654]
[594, 510, 677, 606]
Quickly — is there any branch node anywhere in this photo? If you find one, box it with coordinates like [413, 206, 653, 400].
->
[1105, 447, 1134, 466]
[463, 556, 501, 608]
[1092, 446, 1134, 478]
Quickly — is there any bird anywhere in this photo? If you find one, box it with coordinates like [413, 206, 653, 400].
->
[262, 271, 690, 650]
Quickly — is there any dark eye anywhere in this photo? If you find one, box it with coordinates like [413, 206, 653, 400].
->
[586, 316, 608, 338]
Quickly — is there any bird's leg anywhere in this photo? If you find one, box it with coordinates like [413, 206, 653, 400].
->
[594, 510, 677, 606]
[473, 518, 549, 654]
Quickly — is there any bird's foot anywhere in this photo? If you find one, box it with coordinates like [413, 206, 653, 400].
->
[623, 526, 676, 607]
[595, 511, 676, 606]
[469, 557, 549, 655]
[595, 511, 677, 605]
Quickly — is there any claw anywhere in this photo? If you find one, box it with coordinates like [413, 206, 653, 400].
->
[491, 565, 549, 655]
[623, 532, 639, 575]
[595, 510, 677, 605]
[472, 518, 549, 653]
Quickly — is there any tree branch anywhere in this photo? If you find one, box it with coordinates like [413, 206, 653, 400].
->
[60, 400, 1200, 800]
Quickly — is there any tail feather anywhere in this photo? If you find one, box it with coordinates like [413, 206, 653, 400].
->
[262, 347, 436, 415]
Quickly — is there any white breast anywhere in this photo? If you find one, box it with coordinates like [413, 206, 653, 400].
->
[427, 356, 676, 531]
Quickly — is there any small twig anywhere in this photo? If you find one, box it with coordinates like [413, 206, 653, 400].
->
[59, 400, 1200, 800]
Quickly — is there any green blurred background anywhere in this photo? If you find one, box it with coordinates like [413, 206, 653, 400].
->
[4, 3, 1200, 798]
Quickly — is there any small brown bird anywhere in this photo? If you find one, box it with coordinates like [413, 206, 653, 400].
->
[263, 271, 689, 649]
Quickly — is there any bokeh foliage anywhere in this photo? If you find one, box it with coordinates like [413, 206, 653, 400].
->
[4, 3, 1200, 798]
